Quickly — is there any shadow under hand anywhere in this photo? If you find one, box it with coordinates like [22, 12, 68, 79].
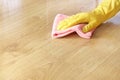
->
[59, 22, 120, 40]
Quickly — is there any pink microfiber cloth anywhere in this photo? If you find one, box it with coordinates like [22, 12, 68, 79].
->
[52, 14, 95, 39]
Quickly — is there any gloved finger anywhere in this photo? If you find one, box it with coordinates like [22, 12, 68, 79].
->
[57, 13, 89, 30]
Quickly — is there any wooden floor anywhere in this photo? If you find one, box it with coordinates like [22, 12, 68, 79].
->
[0, 0, 120, 80]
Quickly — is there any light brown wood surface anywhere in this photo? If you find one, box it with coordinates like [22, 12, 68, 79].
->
[0, 0, 120, 80]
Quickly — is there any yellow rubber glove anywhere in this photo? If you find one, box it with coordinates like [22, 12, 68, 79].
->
[57, 0, 120, 33]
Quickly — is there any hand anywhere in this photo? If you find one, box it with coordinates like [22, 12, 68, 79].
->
[57, 0, 120, 33]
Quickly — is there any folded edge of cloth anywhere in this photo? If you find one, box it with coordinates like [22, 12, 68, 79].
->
[52, 14, 95, 39]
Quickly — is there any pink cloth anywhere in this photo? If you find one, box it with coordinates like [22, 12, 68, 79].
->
[52, 14, 95, 39]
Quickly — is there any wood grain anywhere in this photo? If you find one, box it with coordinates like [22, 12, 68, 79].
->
[0, 0, 120, 80]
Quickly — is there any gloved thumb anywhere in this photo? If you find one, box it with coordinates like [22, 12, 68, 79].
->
[82, 22, 97, 33]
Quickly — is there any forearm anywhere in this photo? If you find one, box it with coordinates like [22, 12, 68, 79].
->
[92, 0, 120, 21]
